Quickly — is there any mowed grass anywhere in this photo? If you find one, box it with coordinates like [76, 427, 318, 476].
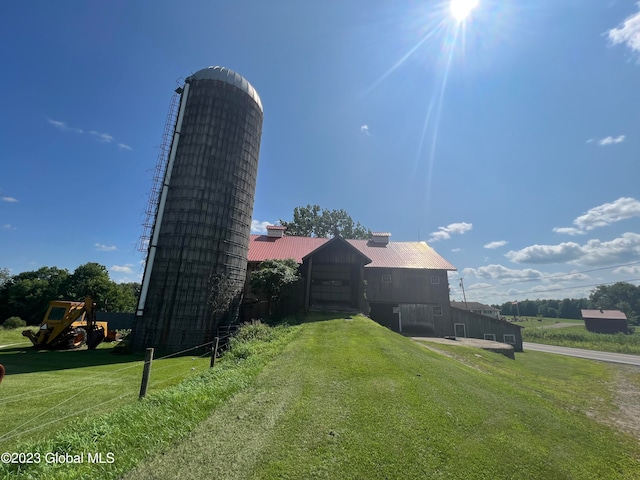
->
[124, 316, 640, 480]
[0, 323, 300, 479]
[513, 316, 585, 328]
[3, 317, 639, 479]
[0, 329, 214, 451]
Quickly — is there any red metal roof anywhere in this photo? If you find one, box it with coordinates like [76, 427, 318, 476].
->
[348, 240, 456, 270]
[247, 235, 456, 271]
[581, 309, 627, 320]
[248, 235, 327, 263]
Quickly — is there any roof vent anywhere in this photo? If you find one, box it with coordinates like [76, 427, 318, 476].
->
[371, 232, 391, 245]
[266, 225, 286, 238]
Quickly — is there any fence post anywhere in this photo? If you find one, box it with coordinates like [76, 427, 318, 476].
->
[139, 347, 154, 399]
[210, 337, 219, 368]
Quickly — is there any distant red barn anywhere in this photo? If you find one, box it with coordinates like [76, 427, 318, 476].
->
[580, 309, 628, 334]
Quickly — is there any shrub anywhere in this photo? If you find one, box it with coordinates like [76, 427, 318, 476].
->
[2, 316, 26, 329]
[233, 320, 278, 343]
[227, 321, 287, 359]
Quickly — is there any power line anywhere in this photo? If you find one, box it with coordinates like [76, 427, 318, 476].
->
[463, 277, 640, 303]
[458, 261, 640, 291]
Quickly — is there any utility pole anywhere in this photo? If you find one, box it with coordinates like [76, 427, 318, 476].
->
[459, 278, 468, 311]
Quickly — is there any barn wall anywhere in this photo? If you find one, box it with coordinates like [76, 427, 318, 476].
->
[449, 308, 523, 352]
[398, 303, 450, 337]
[365, 268, 449, 305]
[584, 318, 628, 334]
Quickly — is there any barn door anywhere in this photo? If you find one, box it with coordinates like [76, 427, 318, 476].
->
[454, 323, 466, 338]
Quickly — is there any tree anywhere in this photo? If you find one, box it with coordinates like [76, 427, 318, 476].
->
[589, 282, 640, 325]
[558, 298, 580, 319]
[0, 268, 10, 288]
[0, 266, 70, 324]
[66, 263, 114, 309]
[107, 282, 140, 313]
[250, 259, 300, 316]
[280, 204, 370, 239]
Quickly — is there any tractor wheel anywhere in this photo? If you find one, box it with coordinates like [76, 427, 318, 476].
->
[68, 328, 87, 349]
[87, 327, 105, 350]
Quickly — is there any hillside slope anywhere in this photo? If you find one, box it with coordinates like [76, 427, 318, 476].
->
[127, 316, 640, 480]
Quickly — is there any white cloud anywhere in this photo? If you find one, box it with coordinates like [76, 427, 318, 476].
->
[360, 125, 370, 136]
[484, 240, 507, 249]
[115, 274, 143, 284]
[505, 232, 640, 266]
[47, 118, 83, 134]
[613, 265, 640, 275]
[451, 248, 461, 252]
[48, 118, 131, 150]
[552, 227, 585, 236]
[598, 135, 625, 146]
[574, 197, 640, 231]
[90, 130, 114, 143]
[579, 233, 640, 266]
[110, 264, 134, 274]
[553, 197, 640, 235]
[428, 222, 472, 242]
[554, 272, 591, 283]
[2, 224, 16, 230]
[1, 196, 18, 203]
[251, 220, 272, 234]
[608, 8, 640, 55]
[95, 243, 117, 252]
[463, 264, 544, 281]
[505, 242, 584, 264]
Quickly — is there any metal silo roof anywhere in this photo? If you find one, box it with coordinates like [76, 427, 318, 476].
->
[187, 66, 263, 112]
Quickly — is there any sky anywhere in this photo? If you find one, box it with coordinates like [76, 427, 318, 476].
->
[0, 0, 639, 306]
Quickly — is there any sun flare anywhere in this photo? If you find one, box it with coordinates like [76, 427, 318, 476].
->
[450, 0, 479, 22]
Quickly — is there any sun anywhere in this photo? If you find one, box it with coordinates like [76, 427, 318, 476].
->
[450, 0, 479, 22]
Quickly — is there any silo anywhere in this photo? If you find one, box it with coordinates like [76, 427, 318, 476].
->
[133, 66, 263, 353]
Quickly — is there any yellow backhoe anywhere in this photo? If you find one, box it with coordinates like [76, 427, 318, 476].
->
[22, 296, 116, 350]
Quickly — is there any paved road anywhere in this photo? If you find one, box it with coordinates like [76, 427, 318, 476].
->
[524, 342, 640, 367]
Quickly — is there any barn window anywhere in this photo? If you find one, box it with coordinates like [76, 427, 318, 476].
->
[430, 276, 440, 284]
[433, 306, 443, 316]
[484, 333, 496, 341]
[381, 274, 392, 283]
[503, 334, 516, 345]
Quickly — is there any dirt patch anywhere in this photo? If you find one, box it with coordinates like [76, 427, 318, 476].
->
[608, 365, 640, 441]
[542, 322, 578, 329]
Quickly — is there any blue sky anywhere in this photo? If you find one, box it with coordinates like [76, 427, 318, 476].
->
[1, 0, 639, 305]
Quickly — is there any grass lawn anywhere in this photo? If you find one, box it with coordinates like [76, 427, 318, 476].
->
[519, 321, 640, 355]
[123, 316, 639, 480]
[0, 329, 214, 451]
[512, 316, 585, 328]
[3, 317, 639, 479]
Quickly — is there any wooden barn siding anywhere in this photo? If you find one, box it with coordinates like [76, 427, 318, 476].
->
[365, 268, 449, 305]
[398, 303, 450, 337]
[449, 308, 523, 352]
[584, 318, 628, 334]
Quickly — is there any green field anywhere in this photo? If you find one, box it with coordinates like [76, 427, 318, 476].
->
[513, 317, 640, 355]
[0, 329, 214, 451]
[3, 316, 638, 479]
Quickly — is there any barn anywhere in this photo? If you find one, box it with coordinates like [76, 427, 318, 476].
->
[243, 227, 523, 350]
[581, 309, 628, 334]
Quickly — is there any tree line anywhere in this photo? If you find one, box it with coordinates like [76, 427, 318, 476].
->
[495, 282, 640, 325]
[0, 263, 140, 325]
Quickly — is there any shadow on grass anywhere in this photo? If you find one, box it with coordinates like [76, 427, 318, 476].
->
[0, 345, 145, 376]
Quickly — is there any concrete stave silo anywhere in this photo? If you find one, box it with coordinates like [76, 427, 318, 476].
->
[133, 66, 263, 353]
